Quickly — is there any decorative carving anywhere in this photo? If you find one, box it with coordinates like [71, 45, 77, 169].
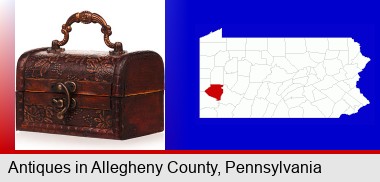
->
[78, 11, 93, 24]
[24, 104, 113, 129]
[24, 105, 54, 124]
[25, 54, 117, 82]
[82, 110, 112, 129]
[94, 111, 112, 129]
[85, 58, 114, 82]
[31, 57, 57, 77]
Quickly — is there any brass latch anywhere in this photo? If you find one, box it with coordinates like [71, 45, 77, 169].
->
[51, 81, 77, 120]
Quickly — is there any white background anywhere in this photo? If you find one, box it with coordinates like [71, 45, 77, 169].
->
[15, 0, 165, 150]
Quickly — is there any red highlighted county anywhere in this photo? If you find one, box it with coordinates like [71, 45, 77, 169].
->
[205, 84, 223, 101]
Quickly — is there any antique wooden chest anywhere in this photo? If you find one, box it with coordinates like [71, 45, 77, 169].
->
[16, 11, 164, 140]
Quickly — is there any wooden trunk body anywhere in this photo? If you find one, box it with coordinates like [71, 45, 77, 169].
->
[16, 48, 164, 140]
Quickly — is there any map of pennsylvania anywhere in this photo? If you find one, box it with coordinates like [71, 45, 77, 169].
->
[200, 29, 370, 118]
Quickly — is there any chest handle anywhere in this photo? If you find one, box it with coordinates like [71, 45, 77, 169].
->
[47, 11, 124, 55]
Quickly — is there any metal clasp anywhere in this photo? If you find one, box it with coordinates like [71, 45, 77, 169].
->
[51, 81, 77, 120]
